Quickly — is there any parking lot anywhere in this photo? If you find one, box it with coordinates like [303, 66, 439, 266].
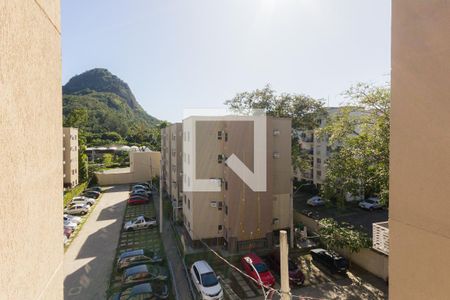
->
[186, 250, 387, 300]
[64, 185, 128, 300]
[106, 196, 168, 298]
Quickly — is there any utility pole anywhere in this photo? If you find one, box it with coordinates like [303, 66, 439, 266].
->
[159, 159, 163, 233]
[280, 230, 291, 300]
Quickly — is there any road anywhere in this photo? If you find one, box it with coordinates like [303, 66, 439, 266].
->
[64, 185, 128, 300]
[154, 193, 194, 300]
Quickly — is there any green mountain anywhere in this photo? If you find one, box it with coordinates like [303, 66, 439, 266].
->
[63, 68, 160, 144]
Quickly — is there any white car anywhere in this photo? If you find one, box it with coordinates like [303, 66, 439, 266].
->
[190, 260, 223, 300]
[64, 219, 78, 230]
[307, 196, 326, 206]
[123, 216, 157, 231]
[64, 214, 81, 224]
[71, 196, 95, 206]
[64, 203, 90, 215]
[359, 197, 383, 210]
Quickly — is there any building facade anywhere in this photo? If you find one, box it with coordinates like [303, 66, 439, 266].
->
[161, 123, 183, 221]
[390, 0, 450, 299]
[0, 1, 63, 298]
[182, 116, 292, 252]
[63, 127, 79, 188]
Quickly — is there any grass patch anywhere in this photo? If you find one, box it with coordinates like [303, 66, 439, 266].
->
[63, 182, 88, 206]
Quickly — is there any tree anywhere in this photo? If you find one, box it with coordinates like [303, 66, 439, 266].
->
[225, 85, 326, 171]
[318, 218, 371, 253]
[64, 108, 88, 129]
[320, 83, 390, 205]
[102, 153, 113, 166]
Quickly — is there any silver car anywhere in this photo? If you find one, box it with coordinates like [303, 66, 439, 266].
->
[64, 203, 90, 215]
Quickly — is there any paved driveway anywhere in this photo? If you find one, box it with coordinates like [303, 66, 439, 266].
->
[64, 185, 128, 300]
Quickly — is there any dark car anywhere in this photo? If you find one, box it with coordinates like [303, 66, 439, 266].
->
[122, 264, 169, 288]
[82, 190, 101, 199]
[310, 248, 348, 274]
[117, 249, 163, 271]
[128, 195, 150, 205]
[265, 252, 305, 285]
[86, 186, 102, 193]
[130, 189, 152, 199]
[110, 282, 169, 300]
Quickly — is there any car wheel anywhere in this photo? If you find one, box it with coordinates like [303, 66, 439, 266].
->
[126, 228, 133, 232]
[369, 207, 374, 211]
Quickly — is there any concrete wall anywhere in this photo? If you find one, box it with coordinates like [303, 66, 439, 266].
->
[96, 151, 161, 186]
[390, 1, 450, 299]
[294, 212, 388, 281]
[0, 1, 63, 299]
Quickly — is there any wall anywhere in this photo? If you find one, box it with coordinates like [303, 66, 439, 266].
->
[96, 151, 161, 186]
[63, 127, 79, 187]
[294, 212, 388, 281]
[390, 1, 450, 299]
[0, 1, 63, 299]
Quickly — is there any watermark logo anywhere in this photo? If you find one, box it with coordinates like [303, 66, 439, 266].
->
[183, 109, 267, 192]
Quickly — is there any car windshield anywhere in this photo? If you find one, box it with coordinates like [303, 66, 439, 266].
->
[201, 272, 218, 287]
[366, 199, 375, 204]
[254, 263, 268, 273]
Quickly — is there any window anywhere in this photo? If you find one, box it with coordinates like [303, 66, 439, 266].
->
[188, 199, 190, 209]
[225, 205, 228, 215]
[224, 181, 228, 190]
[273, 152, 280, 159]
[225, 132, 228, 141]
[193, 266, 200, 282]
[317, 170, 322, 177]
[218, 154, 224, 164]
[273, 129, 280, 136]
[317, 158, 321, 163]
[217, 131, 222, 140]
[218, 225, 223, 231]
[218, 201, 223, 211]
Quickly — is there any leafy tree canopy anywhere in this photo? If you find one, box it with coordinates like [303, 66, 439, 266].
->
[318, 218, 371, 253]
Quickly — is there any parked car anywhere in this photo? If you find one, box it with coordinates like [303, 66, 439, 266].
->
[71, 196, 95, 206]
[359, 197, 383, 211]
[241, 253, 275, 287]
[134, 183, 151, 190]
[64, 214, 81, 224]
[122, 264, 169, 288]
[306, 196, 326, 207]
[64, 203, 90, 215]
[310, 248, 348, 274]
[82, 190, 101, 199]
[64, 227, 73, 238]
[265, 252, 304, 285]
[124, 216, 157, 231]
[128, 196, 150, 205]
[130, 189, 152, 198]
[132, 184, 150, 190]
[85, 186, 102, 193]
[117, 249, 163, 272]
[64, 219, 78, 230]
[109, 282, 169, 300]
[190, 260, 223, 300]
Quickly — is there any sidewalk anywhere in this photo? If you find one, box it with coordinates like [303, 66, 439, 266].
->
[154, 194, 194, 300]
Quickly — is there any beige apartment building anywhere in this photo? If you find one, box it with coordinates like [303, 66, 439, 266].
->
[63, 127, 79, 188]
[390, 0, 450, 299]
[182, 116, 292, 252]
[0, 1, 63, 299]
[161, 123, 184, 221]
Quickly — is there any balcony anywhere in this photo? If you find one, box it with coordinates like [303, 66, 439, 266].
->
[373, 221, 389, 255]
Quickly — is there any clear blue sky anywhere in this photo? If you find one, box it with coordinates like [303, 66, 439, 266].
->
[62, 0, 391, 122]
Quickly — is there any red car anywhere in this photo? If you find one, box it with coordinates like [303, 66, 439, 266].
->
[128, 195, 150, 205]
[265, 251, 305, 285]
[241, 253, 275, 287]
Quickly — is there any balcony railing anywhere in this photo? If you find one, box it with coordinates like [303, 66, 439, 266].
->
[373, 221, 389, 255]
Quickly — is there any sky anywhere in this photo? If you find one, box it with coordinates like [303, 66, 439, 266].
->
[62, 0, 391, 123]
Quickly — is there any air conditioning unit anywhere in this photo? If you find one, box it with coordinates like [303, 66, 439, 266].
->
[273, 152, 280, 159]
[273, 129, 280, 136]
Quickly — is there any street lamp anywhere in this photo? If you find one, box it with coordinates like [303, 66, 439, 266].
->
[244, 256, 268, 299]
